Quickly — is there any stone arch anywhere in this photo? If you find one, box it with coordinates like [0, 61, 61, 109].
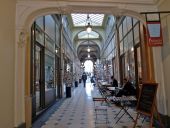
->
[15, 4, 148, 127]
[16, 6, 146, 33]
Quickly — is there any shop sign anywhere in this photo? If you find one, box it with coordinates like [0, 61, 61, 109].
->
[147, 21, 163, 46]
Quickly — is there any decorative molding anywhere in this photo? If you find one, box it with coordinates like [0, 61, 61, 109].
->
[18, 31, 26, 48]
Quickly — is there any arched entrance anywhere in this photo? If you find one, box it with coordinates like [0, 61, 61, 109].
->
[15, 2, 163, 127]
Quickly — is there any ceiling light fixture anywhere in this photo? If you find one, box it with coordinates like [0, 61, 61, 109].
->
[87, 33, 91, 52]
[87, 46, 90, 52]
[88, 54, 90, 58]
[86, 14, 92, 33]
[55, 49, 58, 53]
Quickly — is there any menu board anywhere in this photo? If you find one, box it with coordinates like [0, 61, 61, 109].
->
[136, 83, 158, 115]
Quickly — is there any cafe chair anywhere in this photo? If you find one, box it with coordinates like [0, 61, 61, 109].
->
[93, 97, 110, 126]
[111, 96, 137, 124]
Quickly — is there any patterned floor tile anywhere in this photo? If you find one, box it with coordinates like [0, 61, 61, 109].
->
[32, 79, 151, 128]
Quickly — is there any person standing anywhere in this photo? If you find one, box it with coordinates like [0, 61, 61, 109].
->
[82, 72, 87, 87]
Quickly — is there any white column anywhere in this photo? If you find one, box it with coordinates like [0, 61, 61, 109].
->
[152, 47, 167, 115]
[14, 29, 26, 127]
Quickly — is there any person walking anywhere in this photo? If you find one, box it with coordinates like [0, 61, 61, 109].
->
[82, 72, 87, 87]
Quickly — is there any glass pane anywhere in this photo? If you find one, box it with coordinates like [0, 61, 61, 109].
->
[45, 35, 55, 53]
[35, 45, 41, 113]
[133, 18, 138, 26]
[35, 26, 44, 45]
[124, 52, 129, 79]
[137, 47, 142, 79]
[45, 15, 55, 41]
[134, 23, 140, 44]
[36, 16, 44, 30]
[128, 31, 133, 49]
[127, 16, 132, 32]
[123, 17, 128, 36]
[71, 13, 104, 26]
[55, 23, 60, 46]
[129, 51, 135, 84]
[45, 50, 55, 90]
[124, 36, 128, 52]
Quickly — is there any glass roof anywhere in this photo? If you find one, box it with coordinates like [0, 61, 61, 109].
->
[71, 13, 104, 27]
[78, 31, 99, 39]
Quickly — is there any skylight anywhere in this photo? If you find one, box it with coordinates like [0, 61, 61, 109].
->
[78, 31, 99, 39]
[71, 13, 104, 27]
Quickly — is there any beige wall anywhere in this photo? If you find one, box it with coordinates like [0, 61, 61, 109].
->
[158, 0, 170, 115]
[0, 0, 15, 127]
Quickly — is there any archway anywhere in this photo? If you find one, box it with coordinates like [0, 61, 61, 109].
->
[15, 2, 153, 127]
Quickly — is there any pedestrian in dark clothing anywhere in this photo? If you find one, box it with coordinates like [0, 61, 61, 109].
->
[111, 76, 118, 87]
[82, 72, 87, 87]
[116, 78, 136, 97]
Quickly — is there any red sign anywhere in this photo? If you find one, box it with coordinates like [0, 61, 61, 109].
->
[147, 21, 163, 46]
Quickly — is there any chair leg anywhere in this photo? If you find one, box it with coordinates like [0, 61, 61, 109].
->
[133, 113, 140, 128]
[114, 106, 123, 119]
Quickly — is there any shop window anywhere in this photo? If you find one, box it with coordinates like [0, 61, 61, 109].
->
[134, 23, 140, 44]
[133, 18, 138, 26]
[45, 50, 55, 89]
[36, 16, 44, 30]
[127, 16, 132, 32]
[35, 25, 44, 45]
[123, 17, 128, 36]
[124, 36, 128, 52]
[128, 31, 133, 48]
[45, 34, 55, 90]
[45, 15, 55, 41]
[128, 51, 135, 84]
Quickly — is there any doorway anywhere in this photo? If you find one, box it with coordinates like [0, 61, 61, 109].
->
[32, 43, 45, 119]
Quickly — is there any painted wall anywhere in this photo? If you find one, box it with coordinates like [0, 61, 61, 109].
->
[158, 0, 170, 116]
[0, 0, 15, 127]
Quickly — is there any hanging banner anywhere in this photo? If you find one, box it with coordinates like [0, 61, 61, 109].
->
[146, 21, 163, 46]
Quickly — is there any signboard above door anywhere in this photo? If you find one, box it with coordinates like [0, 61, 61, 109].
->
[146, 21, 163, 46]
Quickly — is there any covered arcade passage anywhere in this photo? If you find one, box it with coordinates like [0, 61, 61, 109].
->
[0, 0, 169, 128]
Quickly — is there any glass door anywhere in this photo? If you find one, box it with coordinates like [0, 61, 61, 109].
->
[34, 43, 45, 115]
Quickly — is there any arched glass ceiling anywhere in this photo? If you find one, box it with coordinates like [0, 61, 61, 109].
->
[71, 13, 104, 27]
[78, 31, 99, 39]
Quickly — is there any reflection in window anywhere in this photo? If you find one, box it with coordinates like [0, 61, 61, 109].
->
[45, 50, 55, 90]
[137, 47, 142, 79]
[129, 51, 135, 84]
[35, 45, 41, 113]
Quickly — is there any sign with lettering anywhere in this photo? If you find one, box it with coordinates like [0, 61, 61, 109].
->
[136, 82, 158, 116]
[147, 22, 163, 46]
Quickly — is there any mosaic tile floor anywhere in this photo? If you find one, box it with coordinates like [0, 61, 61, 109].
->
[33, 79, 151, 128]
